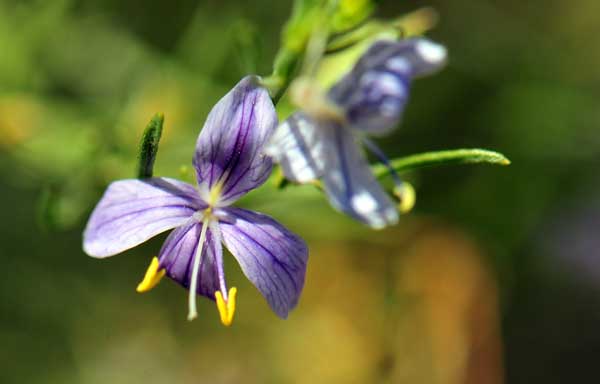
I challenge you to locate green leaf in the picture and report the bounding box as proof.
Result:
[266,0,326,102]
[137,113,164,179]
[374,148,511,178]
[325,7,439,54]
[330,0,374,33]
[281,0,324,53]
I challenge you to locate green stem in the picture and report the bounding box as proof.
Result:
[325,7,439,54]
[374,148,510,179]
[263,0,340,105]
[262,48,302,105]
[326,21,385,54]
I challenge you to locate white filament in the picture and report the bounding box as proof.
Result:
[187,218,210,321]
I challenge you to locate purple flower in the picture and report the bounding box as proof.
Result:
[83,76,308,325]
[266,38,447,229]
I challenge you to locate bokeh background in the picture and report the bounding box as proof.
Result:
[1,0,599,383]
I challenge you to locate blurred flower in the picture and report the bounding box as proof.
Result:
[266,38,447,229]
[542,203,600,285]
[83,76,308,325]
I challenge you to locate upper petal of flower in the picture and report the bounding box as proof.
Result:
[351,38,447,78]
[321,125,398,229]
[83,178,205,258]
[219,207,308,319]
[158,220,222,299]
[265,111,328,183]
[193,76,278,206]
[329,38,447,135]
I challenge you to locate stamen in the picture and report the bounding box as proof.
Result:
[215,287,237,326]
[394,182,416,214]
[136,256,165,293]
[187,217,210,321]
[211,223,229,300]
[362,137,403,188]
[362,137,416,213]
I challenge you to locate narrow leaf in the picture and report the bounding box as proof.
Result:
[374,148,510,178]
[137,113,164,179]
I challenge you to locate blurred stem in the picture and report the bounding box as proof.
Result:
[137,113,164,179]
[262,48,302,104]
[374,148,511,178]
[326,7,439,54]
[326,20,384,54]
[263,0,338,104]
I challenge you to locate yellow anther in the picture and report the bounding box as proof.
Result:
[136,257,165,293]
[394,182,416,214]
[215,287,237,326]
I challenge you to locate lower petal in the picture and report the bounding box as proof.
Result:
[219,207,308,318]
[158,221,222,299]
[321,126,398,229]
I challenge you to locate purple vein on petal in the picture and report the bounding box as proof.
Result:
[224,232,287,311]
[233,225,299,293]
[218,92,259,198]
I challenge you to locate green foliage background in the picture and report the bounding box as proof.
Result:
[1,0,599,383]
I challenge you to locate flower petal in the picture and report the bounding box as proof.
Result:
[193,76,278,205]
[83,178,204,258]
[329,38,447,135]
[219,207,308,318]
[321,126,398,229]
[158,221,222,299]
[265,111,328,183]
